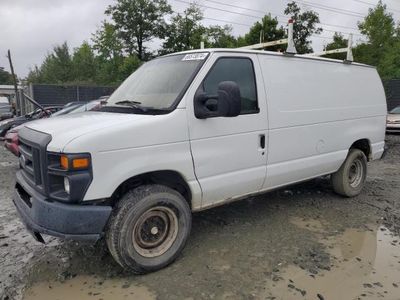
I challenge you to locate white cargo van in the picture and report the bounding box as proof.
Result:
[13,49,386,273]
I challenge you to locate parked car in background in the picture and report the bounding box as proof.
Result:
[0,96,13,120]
[0,106,62,138]
[51,102,87,117]
[3,100,104,156]
[51,100,102,117]
[4,126,19,156]
[386,106,400,133]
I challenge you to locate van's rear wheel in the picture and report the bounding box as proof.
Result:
[106,185,191,274]
[331,149,367,197]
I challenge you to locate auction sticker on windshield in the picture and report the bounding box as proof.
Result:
[182,53,208,61]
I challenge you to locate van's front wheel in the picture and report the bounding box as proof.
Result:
[106,185,191,274]
[331,149,367,197]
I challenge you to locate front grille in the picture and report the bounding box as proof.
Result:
[18,127,52,196]
[19,139,42,186]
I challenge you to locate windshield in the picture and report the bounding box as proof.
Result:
[106,53,208,111]
[390,106,400,114]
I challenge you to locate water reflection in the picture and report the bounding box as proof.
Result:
[265,221,400,299]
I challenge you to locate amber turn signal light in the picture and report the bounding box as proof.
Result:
[60,155,69,170]
[72,158,90,169]
[60,155,90,170]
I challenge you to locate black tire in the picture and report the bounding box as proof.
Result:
[105,184,192,274]
[331,149,367,197]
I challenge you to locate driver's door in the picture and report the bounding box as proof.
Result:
[186,53,268,208]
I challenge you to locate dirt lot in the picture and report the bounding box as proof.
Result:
[1,135,400,300]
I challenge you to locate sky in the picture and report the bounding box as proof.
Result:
[1,0,400,78]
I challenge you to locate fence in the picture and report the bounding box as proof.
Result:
[30,84,115,106]
[383,80,400,111]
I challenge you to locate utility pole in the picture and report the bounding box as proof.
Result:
[7,49,20,116]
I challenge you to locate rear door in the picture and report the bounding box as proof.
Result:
[186,53,268,208]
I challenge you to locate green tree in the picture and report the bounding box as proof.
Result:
[379,40,400,79]
[239,14,286,51]
[323,32,348,60]
[26,66,42,83]
[92,21,125,84]
[161,4,205,54]
[0,67,15,85]
[39,42,73,83]
[284,1,322,54]
[357,1,395,67]
[206,25,237,48]
[92,21,124,62]
[71,41,97,83]
[92,21,142,84]
[106,0,172,60]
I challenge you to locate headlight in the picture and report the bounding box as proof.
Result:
[64,177,70,194]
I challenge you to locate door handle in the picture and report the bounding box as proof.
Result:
[259,134,265,149]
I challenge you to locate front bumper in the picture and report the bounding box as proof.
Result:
[13,170,112,242]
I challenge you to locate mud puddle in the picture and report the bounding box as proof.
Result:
[265,219,400,300]
[23,275,156,300]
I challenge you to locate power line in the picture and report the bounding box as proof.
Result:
[352,0,400,14]
[203,0,275,15]
[291,0,365,18]
[203,16,253,27]
[174,0,263,20]
[202,0,362,31]
[174,0,363,38]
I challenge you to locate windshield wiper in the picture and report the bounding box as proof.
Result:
[113,100,148,112]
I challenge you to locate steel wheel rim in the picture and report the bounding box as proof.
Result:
[348,158,363,188]
[132,206,179,258]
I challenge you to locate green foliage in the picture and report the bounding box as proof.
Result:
[161,5,237,54]
[106,0,172,60]
[29,42,73,84]
[92,21,124,62]
[351,0,400,79]
[378,40,400,79]
[239,14,286,51]
[358,1,395,50]
[92,21,128,85]
[0,67,15,85]
[71,42,97,84]
[161,4,205,54]
[323,32,348,60]
[205,25,236,48]
[284,1,322,54]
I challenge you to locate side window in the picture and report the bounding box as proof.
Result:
[202,57,259,114]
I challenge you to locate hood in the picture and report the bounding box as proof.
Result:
[25,111,150,152]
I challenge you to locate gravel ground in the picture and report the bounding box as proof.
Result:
[0,135,400,300]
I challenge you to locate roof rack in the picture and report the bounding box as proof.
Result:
[304,33,353,62]
[237,19,354,63]
[238,19,297,54]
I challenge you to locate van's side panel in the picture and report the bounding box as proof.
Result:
[258,55,387,190]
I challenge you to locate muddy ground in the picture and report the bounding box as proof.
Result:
[1,135,400,300]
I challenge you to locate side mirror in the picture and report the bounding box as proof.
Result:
[194,81,241,119]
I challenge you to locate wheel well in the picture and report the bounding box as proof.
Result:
[110,170,192,208]
[350,139,371,161]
